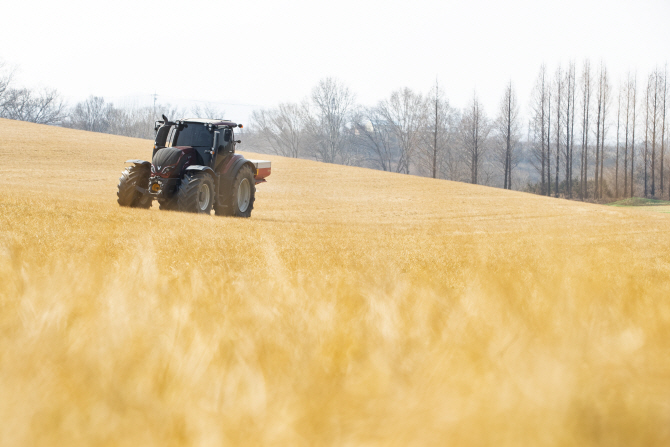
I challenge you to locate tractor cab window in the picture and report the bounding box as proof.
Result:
[166,126,177,147]
[173,123,214,147]
[223,128,233,142]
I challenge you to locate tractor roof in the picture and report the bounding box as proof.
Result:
[181,118,241,128]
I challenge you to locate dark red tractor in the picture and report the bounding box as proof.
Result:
[117,116,270,217]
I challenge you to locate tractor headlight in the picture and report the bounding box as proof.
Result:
[161,166,174,175]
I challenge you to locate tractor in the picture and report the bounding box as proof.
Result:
[117,116,270,217]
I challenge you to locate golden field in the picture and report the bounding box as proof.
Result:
[1,117,669,446]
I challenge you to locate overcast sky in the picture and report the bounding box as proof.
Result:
[2,0,668,122]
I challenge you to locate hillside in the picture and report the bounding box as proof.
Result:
[1,118,669,446]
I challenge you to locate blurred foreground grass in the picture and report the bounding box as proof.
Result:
[1,119,670,445]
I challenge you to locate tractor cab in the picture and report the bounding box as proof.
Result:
[153,118,240,170]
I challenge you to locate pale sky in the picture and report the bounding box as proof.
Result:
[2,0,668,123]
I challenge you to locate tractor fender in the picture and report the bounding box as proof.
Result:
[218,157,256,197]
[125,159,151,167]
[185,165,215,177]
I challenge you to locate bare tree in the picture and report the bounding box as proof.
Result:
[190,103,226,120]
[662,66,668,198]
[1,88,66,125]
[615,82,622,197]
[570,64,578,197]
[593,64,610,199]
[251,102,306,158]
[644,74,651,197]
[67,96,112,132]
[631,73,638,198]
[376,87,427,174]
[0,61,14,111]
[547,89,552,195]
[651,70,659,197]
[580,61,592,199]
[529,65,550,194]
[645,67,665,198]
[460,92,491,184]
[496,81,521,189]
[594,69,602,198]
[623,74,632,197]
[564,62,576,198]
[416,81,456,179]
[599,67,610,198]
[352,107,400,172]
[306,78,355,164]
[442,108,464,182]
[107,106,156,139]
[554,66,564,197]
[429,82,441,179]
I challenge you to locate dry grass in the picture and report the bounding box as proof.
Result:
[1,117,670,446]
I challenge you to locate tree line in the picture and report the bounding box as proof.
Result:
[0,61,223,139]
[250,78,519,188]
[252,62,669,201]
[2,60,668,201]
[0,62,66,126]
[527,62,668,200]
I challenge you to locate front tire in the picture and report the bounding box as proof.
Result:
[216,165,256,218]
[117,165,151,208]
[177,172,214,214]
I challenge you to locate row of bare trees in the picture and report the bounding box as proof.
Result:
[252,63,669,200]
[641,68,667,198]
[0,62,66,125]
[0,62,225,138]
[3,59,668,200]
[251,77,528,189]
[529,61,669,200]
[63,95,228,139]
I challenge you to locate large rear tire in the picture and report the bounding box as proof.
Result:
[215,165,255,218]
[117,165,151,208]
[177,172,214,214]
